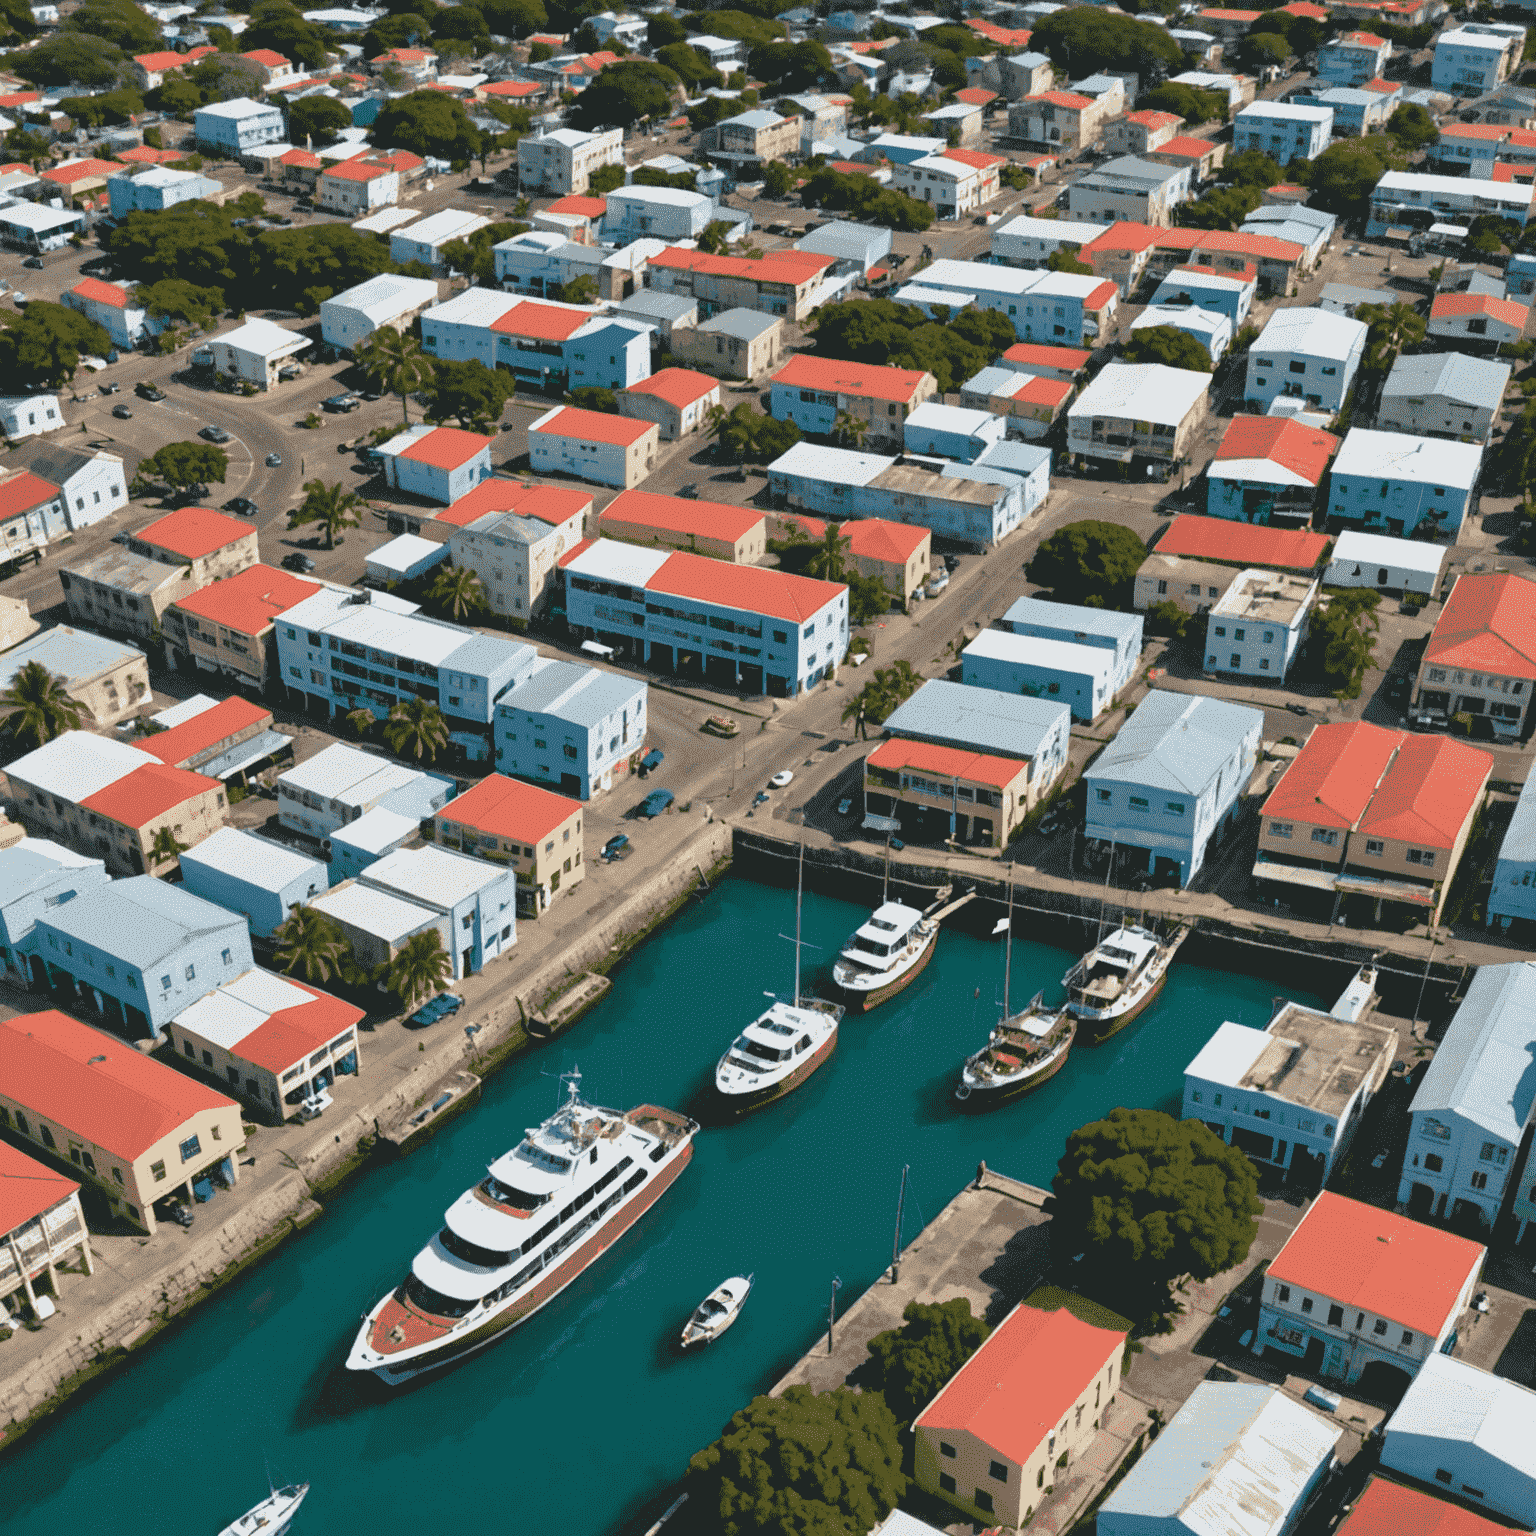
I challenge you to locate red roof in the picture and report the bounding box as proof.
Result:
[1151,135,1224,161]
[482,80,543,97]
[1358,734,1492,849]
[1267,1193,1484,1336]
[1213,415,1338,486]
[397,426,492,471]
[228,979,364,1075]
[533,406,655,448]
[0,471,61,518]
[943,146,1005,171]
[1338,28,1388,44]
[0,1138,79,1238]
[954,87,997,105]
[133,49,189,71]
[1431,291,1530,329]
[1279,2,1330,17]
[439,773,580,846]
[1426,572,1536,676]
[136,506,252,561]
[557,535,595,569]
[1264,721,1403,830]
[169,563,321,637]
[241,48,290,67]
[966,18,1032,45]
[379,46,434,61]
[41,157,118,186]
[868,736,1026,790]
[1082,223,1161,256]
[1013,374,1073,409]
[1125,110,1183,130]
[368,149,424,174]
[1027,90,1093,110]
[842,517,927,564]
[71,276,128,309]
[1340,1480,1512,1536]
[81,761,221,828]
[490,299,593,342]
[1362,76,1399,93]
[623,367,719,410]
[647,549,843,624]
[0,91,40,106]
[601,488,762,544]
[280,147,322,169]
[914,1298,1126,1463]
[0,1011,235,1164]
[1199,6,1262,17]
[772,353,931,404]
[1152,514,1329,573]
[143,697,272,772]
[116,145,183,164]
[437,479,591,529]
[648,246,833,286]
[1003,341,1091,371]
[323,158,391,182]
[546,194,607,217]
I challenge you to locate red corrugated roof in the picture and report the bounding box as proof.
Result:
[1125,110,1182,130]
[1152,514,1329,572]
[954,87,997,105]
[483,80,543,97]
[397,426,492,471]
[1264,721,1403,830]
[1338,28,1388,44]
[0,1138,79,1238]
[116,145,182,164]
[71,276,128,309]
[914,1299,1126,1463]
[1213,415,1338,485]
[41,158,117,185]
[0,1010,235,1164]
[1362,76,1399,92]
[169,563,320,637]
[368,149,423,173]
[136,506,251,561]
[241,48,289,67]
[1153,135,1225,160]
[439,773,580,847]
[280,147,322,168]
[648,246,833,285]
[1431,291,1530,329]
[647,548,843,624]
[601,488,761,544]
[843,517,927,564]
[547,194,606,216]
[1340,1480,1510,1536]
[81,761,220,827]
[533,406,655,448]
[772,353,931,404]
[323,158,391,182]
[966,18,1032,44]
[868,736,1026,789]
[143,697,272,771]
[490,299,592,342]
[1280,2,1330,18]
[1082,223,1160,255]
[1027,90,1093,110]
[1427,572,1536,676]
[1358,733,1491,849]
[232,982,363,1075]
[134,49,188,71]
[438,479,590,529]
[0,471,60,518]
[1267,1193,1484,1336]
[1199,6,1263,17]
[1014,374,1073,408]
[1003,342,1091,370]
[943,146,1005,170]
[624,367,719,410]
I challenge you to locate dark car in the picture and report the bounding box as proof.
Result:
[21,255,42,269]
[98,381,120,395]
[323,393,360,412]
[200,424,231,444]
[282,552,316,573]
[265,452,282,467]
[135,382,166,401]
[639,788,674,818]
[406,993,463,1028]
[603,833,630,861]
[638,747,664,778]
[111,403,132,419]
[223,495,259,516]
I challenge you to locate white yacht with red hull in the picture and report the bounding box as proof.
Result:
[345,1071,697,1385]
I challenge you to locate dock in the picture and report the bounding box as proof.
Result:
[527,972,612,1042]
[377,1070,482,1155]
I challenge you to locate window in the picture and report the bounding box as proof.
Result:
[1096,788,1111,803]
[179,1134,202,1163]
[1214,625,1226,637]
[185,964,195,981]
[974,1491,994,1514]
[1470,1171,1488,1190]
[1311,829,1338,846]
[940,1443,956,1459]
[1129,796,1149,811]
[1365,839,1384,856]
[1270,822,1293,838]
[1435,1470,1453,1485]
[151,1159,166,1182]
[1165,801,1185,816]
[1463,1487,1486,1501]
[989,1461,1008,1482]
[1479,1141,1497,1162]
[1424,1153,1443,1172]
[1301,1297,1313,1313]
[1401,1330,1414,1346]
[1373,1318,1388,1336]
[1277,1284,1291,1302]
[939,1474,956,1494]
[160,974,172,990]
[221,948,231,965]
[1328,1304,1343,1326]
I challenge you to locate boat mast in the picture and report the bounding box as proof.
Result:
[794,837,804,1009]
[882,828,891,904]
[1003,868,1014,1020]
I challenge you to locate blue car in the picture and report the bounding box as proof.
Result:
[639,788,674,818]
[638,748,664,777]
[406,993,463,1027]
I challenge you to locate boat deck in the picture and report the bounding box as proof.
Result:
[370,1292,457,1356]
[626,1104,697,1148]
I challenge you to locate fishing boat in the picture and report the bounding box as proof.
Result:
[217,1482,308,1536]
[345,1069,697,1385]
[680,1274,753,1348]
[715,843,844,1114]
[1062,923,1189,1039]
[955,878,1075,1105]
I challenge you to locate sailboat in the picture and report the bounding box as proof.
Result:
[714,842,844,1114]
[217,1479,308,1536]
[955,873,1075,1106]
[1062,922,1190,1040]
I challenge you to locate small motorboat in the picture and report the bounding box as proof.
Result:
[218,1481,308,1536]
[681,1274,753,1349]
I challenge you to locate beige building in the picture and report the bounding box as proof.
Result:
[844,517,931,609]
[0,1140,94,1317]
[0,1008,243,1236]
[1414,572,1536,733]
[517,125,624,196]
[864,735,1038,845]
[1134,553,1237,615]
[770,354,939,450]
[599,489,767,563]
[1067,362,1210,466]
[0,626,151,727]
[434,773,584,916]
[700,109,801,167]
[670,309,784,380]
[528,406,659,490]
[0,592,36,650]
[617,368,721,440]
[1009,88,1122,153]
[646,247,834,324]
[162,563,322,690]
[445,490,588,624]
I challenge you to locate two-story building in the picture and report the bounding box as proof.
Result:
[769,355,938,450]
[1233,101,1334,164]
[644,246,834,323]
[178,827,328,941]
[0,836,109,986]
[1428,291,1530,350]
[1414,573,1536,735]
[0,1139,94,1318]
[1065,156,1189,227]
[276,743,454,850]
[1378,352,1511,442]
[600,489,764,564]
[161,563,321,692]
[1366,170,1536,239]
[442,483,589,626]
[1206,415,1338,526]
[1488,772,1536,932]
[895,259,1119,349]
[0,627,149,729]
[699,109,801,170]
[316,157,398,216]
[433,774,583,916]
[377,424,494,505]
[1104,109,1185,156]
[1204,569,1318,681]
[1328,427,1483,539]
[1246,306,1366,415]
[194,96,283,155]
[1008,88,1120,152]
[1319,30,1392,85]
[516,126,624,196]
[890,148,1004,220]
[1066,362,1210,469]
[1434,27,1522,97]
[528,405,658,490]
[994,597,1143,699]
[61,275,151,349]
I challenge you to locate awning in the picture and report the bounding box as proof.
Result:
[863,813,901,832]
[200,730,293,780]
[1251,859,1434,906]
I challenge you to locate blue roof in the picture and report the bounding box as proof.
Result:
[1383,350,1511,411]
[0,625,143,692]
[1408,961,1536,1143]
[0,838,103,909]
[974,439,1051,476]
[882,678,1068,759]
[1001,595,1142,646]
[1091,688,1261,795]
[504,659,643,728]
[37,875,244,966]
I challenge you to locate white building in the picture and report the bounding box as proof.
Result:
[1378,351,1511,443]
[376,424,493,505]
[894,258,1117,348]
[527,406,657,490]
[990,213,1109,268]
[1246,306,1367,414]
[1434,27,1522,96]
[961,629,1116,722]
[1204,569,1318,681]
[517,126,625,196]
[1367,170,1536,239]
[276,744,456,843]
[995,595,1143,697]
[889,152,997,219]
[10,442,126,537]
[1066,363,1210,467]
[1326,427,1483,538]
[390,209,491,274]
[1232,101,1333,164]
[603,185,711,243]
[208,317,310,392]
[62,277,150,350]
[445,483,588,624]
[107,166,222,216]
[316,158,399,216]
[194,97,284,154]
[319,273,439,352]
[1324,530,1446,596]
[0,394,62,440]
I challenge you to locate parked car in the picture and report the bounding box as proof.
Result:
[638,748,664,777]
[200,424,231,443]
[925,570,949,597]
[98,381,119,395]
[639,788,674,818]
[769,770,794,788]
[265,452,282,466]
[406,993,463,1028]
[111,404,132,419]
[223,496,258,517]
[323,393,360,412]
[603,833,630,861]
[282,552,316,573]
[135,382,166,401]
[837,796,853,815]
[21,255,42,270]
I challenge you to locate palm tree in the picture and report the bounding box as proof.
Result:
[358,327,434,426]
[807,521,852,583]
[384,929,452,1010]
[833,410,868,451]
[288,478,364,549]
[347,707,376,740]
[274,907,353,985]
[841,661,921,740]
[384,696,449,763]
[428,564,489,621]
[1359,301,1426,374]
[0,661,86,749]
[148,826,189,868]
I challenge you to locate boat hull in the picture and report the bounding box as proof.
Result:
[359,1140,693,1385]
[836,930,936,1012]
[715,1028,836,1115]
[956,1040,1073,1106]
[1073,967,1169,1042]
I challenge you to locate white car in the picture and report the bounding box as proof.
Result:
[769,770,794,788]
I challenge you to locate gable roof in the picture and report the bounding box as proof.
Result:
[531,405,655,448]
[648,246,833,286]
[867,735,1027,790]
[1212,415,1339,488]
[168,563,321,637]
[773,353,933,404]
[142,696,271,772]
[1340,1478,1516,1536]
[489,298,593,342]
[623,367,719,410]
[1152,514,1330,573]
[135,505,251,561]
[1263,721,1403,830]
[1091,688,1261,795]
[0,1138,79,1237]
[80,761,221,827]
[394,425,491,471]
[646,547,844,624]
[70,276,129,309]
[601,488,762,543]
[1356,733,1490,848]
[1425,572,1536,676]
[842,517,927,563]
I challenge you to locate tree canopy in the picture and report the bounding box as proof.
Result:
[1223,149,1283,189]
[1236,29,1289,70]
[865,1300,990,1425]
[288,93,353,145]
[1031,7,1181,81]
[1052,1108,1263,1320]
[422,358,513,431]
[686,1386,906,1536]
[241,0,332,67]
[1122,324,1212,372]
[656,40,721,87]
[138,278,224,328]
[1303,589,1379,698]
[11,32,128,86]
[748,37,832,91]
[0,301,111,387]
[1026,520,1147,608]
[686,6,782,45]
[371,90,484,162]
[474,0,547,36]
[812,298,1016,395]
[62,0,160,52]
[254,223,402,312]
[140,440,229,489]
[59,86,143,126]
[568,59,678,128]
[798,167,933,232]
[1140,80,1225,125]
[1297,136,1394,216]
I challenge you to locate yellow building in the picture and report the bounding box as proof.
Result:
[599,489,767,564]
[434,772,584,916]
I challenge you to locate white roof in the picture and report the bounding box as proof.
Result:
[905,154,971,181]
[1374,170,1535,210]
[215,316,311,361]
[325,272,438,324]
[152,693,219,727]
[964,628,1115,680]
[1028,270,1110,301]
[1237,100,1333,123]
[895,282,976,309]
[906,401,999,436]
[1438,25,1511,49]
[608,184,709,210]
[919,256,1037,298]
[180,826,326,892]
[0,203,83,233]
[1386,1353,1536,1482]
[1155,267,1252,293]
[352,205,421,234]
[562,539,673,588]
[1253,305,1366,363]
[310,882,440,944]
[196,96,278,120]
[174,968,319,1052]
[1186,1019,1271,1087]
[868,133,945,154]
[5,730,152,802]
[362,843,505,908]
[1331,427,1482,491]
[1328,529,1447,578]
[330,804,418,854]
[279,743,426,805]
[1134,304,1228,340]
[394,208,491,249]
[995,213,1109,244]
[768,440,894,486]
[365,532,444,575]
[422,286,520,328]
[1068,362,1210,427]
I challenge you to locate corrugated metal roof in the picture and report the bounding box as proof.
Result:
[180,826,326,894]
[0,625,144,692]
[768,441,894,485]
[311,881,440,943]
[1332,427,1482,490]
[0,837,103,907]
[6,730,153,803]
[1385,1353,1536,1480]
[698,307,781,340]
[39,874,244,967]
[1382,350,1512,411]
[1090,688,1261,795]
[1000,595,1142,644]
[883,677,1068,759]
[361,843,507,910]
[964,628,1115,679]
[501,656,642,727]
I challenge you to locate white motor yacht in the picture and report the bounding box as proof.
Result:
[218,1482,308,1536]
[832,900,939,1011]
[1063,924,1189,1038]
[681,1274,753,1348]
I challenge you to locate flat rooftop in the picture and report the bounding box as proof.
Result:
[1211,568,1314,624]
[1245,1003,1398,1118]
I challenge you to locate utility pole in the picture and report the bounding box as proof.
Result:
[891,1164,909,1284]
[827,1274,842,1355]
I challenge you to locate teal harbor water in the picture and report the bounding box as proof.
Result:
[0,878,1324,1536]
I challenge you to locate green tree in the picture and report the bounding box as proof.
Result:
[1237,30,1289,70]
[832,409,868,451]
[0,661,86,749]
[1123,323,1212,371]
[648,9,687,47]
[138,278,224,329]
[288,94,352,145]
[385,695,450,762]
[1387,100,1438,151]
[383,929,453,1008]
[433,4,489,44]
[105,200,245,299]
[439,218,530,285]
[187,53,265,102]
[421,358,512,431]
[148,825,190,869]
[254,224,400,313]
[0,301,111,387]
[1140,81,1225,125]
[806,520,851,581]
[1300,137,1392,217]
[568,59,678,130]
[687,7,783,45]
[371,89,483,161]
[11,32,128,85]
[799,166,935,232]
[1223,149,1283,189]
[1047,245,1093,274]
[656,40,721,87]
[1144,599,1191,640]
[1027,521,1147,609]
[1031,7,1182,80]
[150,74,203,116]
[0,0,35,43]
[527,39,553,61]
[428,563,489,620]
[847,571,892,625]
[588,161,625,195]
[241,0,331,67]
[363,10,428,55]
[1304,589,1379,699]
[762,160,794,199]
[696,219,733,256]
[1180,184,1261,230]
[746,37,831,91]
[358,326,434,425]
[686,1386,906,1536]
[62,0,159,52]
[274,907,355,986]
[59,86,143,126]
[1357,299,1426,375]
[140,441,229,490]
[290,478,364,549]
[865,1299,990,1425]
[811,299,1014,393]
[841,659,921,738]
[1052,1108,1263,1322]
[557,273,597,304]
[568,385,615,410]
[4,126,52,166]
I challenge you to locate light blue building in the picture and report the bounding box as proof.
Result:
[329,807,422,883]
[107,166,222,217]
[602,185,712,243]
[1084,688,1263,887]
[494,658,648,800]
[564,315,653,392]
[1487,774,1536,930]
[1326,427,1483,538]
[30,876,254,1039]
[1231,101,1333,165]
[375,422,494,506]
[1150,266,1255,327]
[0,837,109,985]
[961,628,1116,721]
[1246,306,1367,415]
[1508,252,1536,299]
[995,596,1143,697]
[903,402,1007,463]
[193,97,284,155]
[178,827,328,941]
[1291,86,1392,137]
